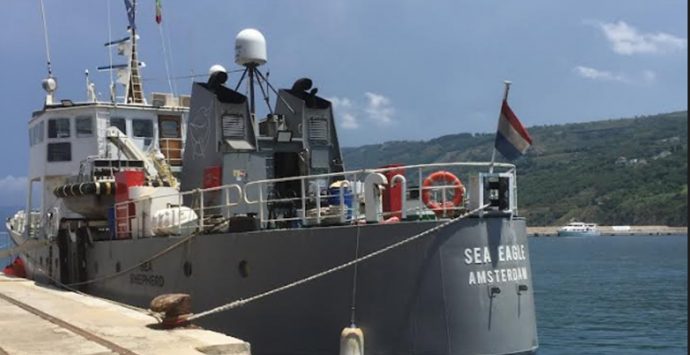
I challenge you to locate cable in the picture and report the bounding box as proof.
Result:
[157,23,174,95]
[38,0,53,76]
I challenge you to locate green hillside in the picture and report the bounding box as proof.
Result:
[342,111,688,226]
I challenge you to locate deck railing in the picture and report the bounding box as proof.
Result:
[113,161,516,238]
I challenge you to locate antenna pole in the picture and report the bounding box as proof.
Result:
[125,0,145,103]
[38,0,53,76]
[248,65,256,116]
[255,69,295,114]
[253,70,273,114]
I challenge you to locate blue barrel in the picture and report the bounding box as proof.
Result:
[327,186,353,220]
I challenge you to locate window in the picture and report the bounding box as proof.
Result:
[47,142,71,162]
[38,121,44,143]
[48,118,70,139]
[110,117,127,134]
[132,119,153,137]
[75,116,93,137]
[160,119,180,138]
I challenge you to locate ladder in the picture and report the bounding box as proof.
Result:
[126,33,145,104]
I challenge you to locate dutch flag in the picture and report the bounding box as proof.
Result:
[494,100,532,160]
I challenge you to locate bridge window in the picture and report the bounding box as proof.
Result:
[48,118,70,139]
[29,124,42,146]
[47,142,71,162]
[38,121,44,143]
[76,116,93,137]
[132,119,153,138]
[110,117,127,135]
[160,119,180,138]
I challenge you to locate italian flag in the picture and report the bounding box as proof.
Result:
[155,0,162,24]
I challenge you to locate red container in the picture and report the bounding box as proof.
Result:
[115,171,145,202]
[381,164,405,218]
[114,171,145,239]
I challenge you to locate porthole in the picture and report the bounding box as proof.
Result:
[183,261,192,277]
[238,260,249,278]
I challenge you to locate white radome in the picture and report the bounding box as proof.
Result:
[235,28,267,66]
[208,64,227,75]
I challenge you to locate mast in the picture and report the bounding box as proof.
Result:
[125,0,145,104]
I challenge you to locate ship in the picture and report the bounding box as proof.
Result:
[557,221,601,237]
[3,2,538,354]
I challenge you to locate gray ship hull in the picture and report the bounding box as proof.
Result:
[56,214,539,355]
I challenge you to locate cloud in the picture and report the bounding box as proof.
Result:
[0,175,26,207]
[328,96,359,129]
[364,92,395,126]
[598,21,687,55]
[641,70,657,83]
[340,113,359,129]
[328,92,396,129]
[574,66,628,82]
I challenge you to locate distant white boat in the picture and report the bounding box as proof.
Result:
[557,221,600,237]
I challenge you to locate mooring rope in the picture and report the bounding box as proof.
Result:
[187,204,488,321]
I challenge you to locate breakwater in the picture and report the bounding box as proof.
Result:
[528,225,687,237]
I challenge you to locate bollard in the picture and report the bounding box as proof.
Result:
[150,293,192,328]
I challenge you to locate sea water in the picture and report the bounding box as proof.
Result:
[530,235,688,355]
[1,230,686,354]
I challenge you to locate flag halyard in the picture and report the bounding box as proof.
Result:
[155,0,162,24]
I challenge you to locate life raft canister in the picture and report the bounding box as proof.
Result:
[421,170,464,216]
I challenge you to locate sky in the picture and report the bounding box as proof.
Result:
[0,0,687,206]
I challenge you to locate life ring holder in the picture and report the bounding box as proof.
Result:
[421,171,464,217]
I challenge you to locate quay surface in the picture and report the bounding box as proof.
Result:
[0,274,250,355]
[528,225,688,237]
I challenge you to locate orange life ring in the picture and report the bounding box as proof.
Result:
[422,171,464,216]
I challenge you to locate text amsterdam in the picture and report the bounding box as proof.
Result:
[464,244,529,286]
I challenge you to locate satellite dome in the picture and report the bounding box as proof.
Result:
[235,28,267,66]
[208,64,227,75]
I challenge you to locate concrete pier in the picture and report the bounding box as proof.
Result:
[0,274,250,355]
[528,225,687,237]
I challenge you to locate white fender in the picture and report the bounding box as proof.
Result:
[364,173,388,223]
[390,174,407,220]
[340,327,364,355]
[45,206,61,240]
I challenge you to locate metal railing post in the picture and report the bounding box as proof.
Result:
[339,185,346,224]
[315,181,321,225]
[258,184,264,225]
[224,187,231,219]
[198,188,205,233]
[301,179,307,226]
